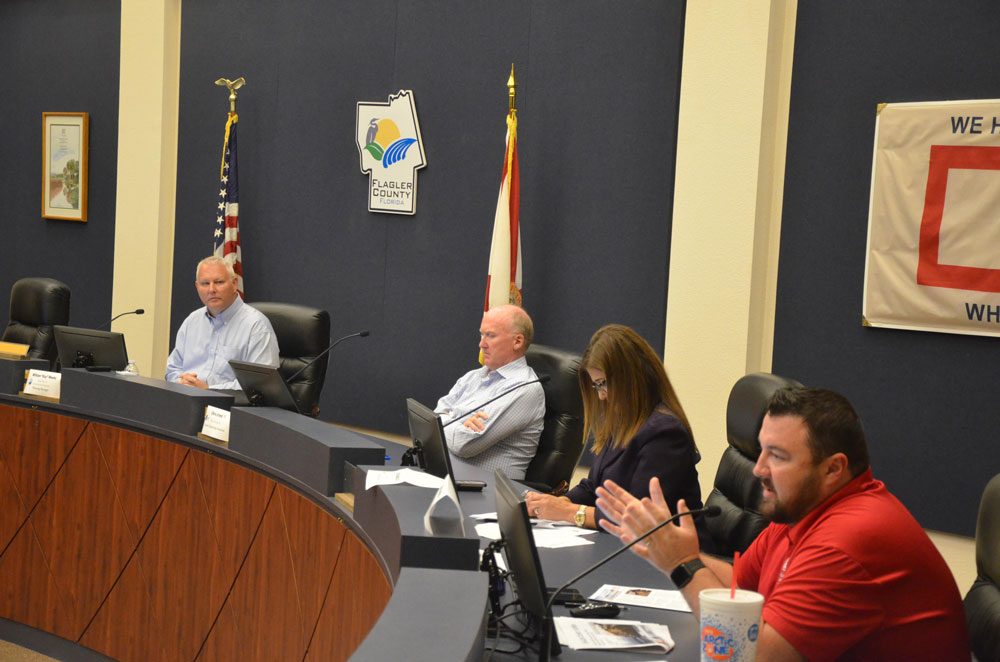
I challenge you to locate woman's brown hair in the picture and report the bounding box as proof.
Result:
[578,324,695,454]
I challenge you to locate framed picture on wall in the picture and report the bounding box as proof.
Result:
[42,112,89,222]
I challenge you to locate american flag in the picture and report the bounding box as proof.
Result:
[214,113,243,296]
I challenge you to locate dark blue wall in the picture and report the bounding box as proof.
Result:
[775,0,1000,536]
[0,1,120,328]
[175,0,686,434]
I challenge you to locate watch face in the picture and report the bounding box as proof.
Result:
[671,559,705,588]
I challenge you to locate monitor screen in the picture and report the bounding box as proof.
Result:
[494,469,562,658]
[53,325,129,371]
[229,360,300,414]
[405,398,456,483]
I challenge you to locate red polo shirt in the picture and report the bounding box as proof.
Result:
[736,469,968,661]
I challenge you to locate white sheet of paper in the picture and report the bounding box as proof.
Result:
[474,522,595,548]
[589,584,692,613]
[553,617,675,653]
[475,522,501,539]
[531,529,595,548]
[364,467,445,491]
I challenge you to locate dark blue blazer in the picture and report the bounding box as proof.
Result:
[568,409,714,551]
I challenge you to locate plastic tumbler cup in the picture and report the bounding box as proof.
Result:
[699,588,764,662]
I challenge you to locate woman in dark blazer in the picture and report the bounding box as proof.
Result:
[525,324,712,550]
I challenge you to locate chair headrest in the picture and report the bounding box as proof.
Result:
[9,277,71,326]
[525,343,582,414]
[976,472,1000,583]
[726,372,803,459]
[248,302,330,357]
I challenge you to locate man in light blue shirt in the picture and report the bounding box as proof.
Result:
[435,305,545,479]
[165,256,279,390]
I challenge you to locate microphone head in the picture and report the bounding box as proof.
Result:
[359,330,370,337]
[135,308,145,315]
[703,505,722,518]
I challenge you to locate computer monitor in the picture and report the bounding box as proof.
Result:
[53,325,129,371]
[229,360,301,414]
[406,398,457,482]
[494,469,562,660]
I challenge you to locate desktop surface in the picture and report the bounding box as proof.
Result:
[446,457,701,660]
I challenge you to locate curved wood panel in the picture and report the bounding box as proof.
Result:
[0,406,87,512]
[306,531,392,661]
[277,485,348,648]
[90,422,187,542]
[29,426,139,638]
[0,453,28,554]
[0,403,392,661]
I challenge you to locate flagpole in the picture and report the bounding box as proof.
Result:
[214,76,246,115]
[213,77,247,296]
[508,63,516,117]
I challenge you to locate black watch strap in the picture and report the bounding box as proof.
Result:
[669,558,706,589]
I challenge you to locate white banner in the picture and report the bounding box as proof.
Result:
[863,99,1000,336]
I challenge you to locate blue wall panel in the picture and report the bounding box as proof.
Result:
[175,0,685,434]
[775,0,1000,535]
[0,1,120,328]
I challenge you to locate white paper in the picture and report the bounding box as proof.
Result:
[531,529,596,548]
[474,522,595,549]
[533,520,598,534]
[364,467,445,491]
[590,584,692,613]
[553,617,674,653]
[475,522,502,539]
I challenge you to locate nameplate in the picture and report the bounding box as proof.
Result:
[0,341,30,360]
[22,369,61,400]
[424,478,465,536]
[199,405,231,443]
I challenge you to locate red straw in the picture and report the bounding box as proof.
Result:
[731,551,740,599]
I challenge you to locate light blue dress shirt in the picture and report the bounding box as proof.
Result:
[165,296,279,390]
[434,356,545,480]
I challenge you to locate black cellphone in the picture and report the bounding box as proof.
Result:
[546,587,585,605]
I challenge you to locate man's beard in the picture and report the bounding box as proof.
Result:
[759,474,821,525]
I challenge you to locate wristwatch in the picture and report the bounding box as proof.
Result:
[574,505,587,527]
[670,558,706,589]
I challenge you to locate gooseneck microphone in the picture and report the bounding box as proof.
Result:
[441,375,551,428]
[544,504,722,613]
[100,308,145,329]
[286,330,370,383]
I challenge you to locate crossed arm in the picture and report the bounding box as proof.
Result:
[440,384,542,458]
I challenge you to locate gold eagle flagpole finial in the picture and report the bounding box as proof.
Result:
[507,64,516,116]
[214,77,246,114]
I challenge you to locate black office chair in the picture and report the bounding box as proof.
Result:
[2,277,71,368]
[704,372,803,558]
[965,472,1000,662]
[250,302,331,418]
[523,343,585,491]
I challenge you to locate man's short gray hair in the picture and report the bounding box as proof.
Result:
[196,256,236,281]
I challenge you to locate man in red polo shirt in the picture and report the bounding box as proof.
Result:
[596,387,969,661]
